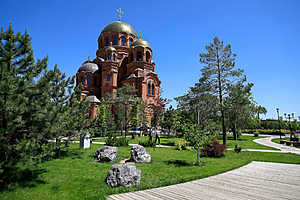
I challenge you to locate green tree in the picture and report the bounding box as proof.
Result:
[199,37,243,145]
[138,99,148,136]
[184,123,217,166]
[160,105,176,137]
[0,24,91,184]
[225,79,254,140]
[0,24,51,180]
[255,105,267,120]
[175,78,218,135]
[44,65,78,157]
[91,98,110,137]
[150,88,169,128]
[63,86,91,147]
[113,83,138,138]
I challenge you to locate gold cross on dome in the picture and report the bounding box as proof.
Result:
[117,8,123,21]
[139,30,142,39]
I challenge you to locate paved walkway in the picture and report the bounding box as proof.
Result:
[108,161,300,200]
[253,136,300,155]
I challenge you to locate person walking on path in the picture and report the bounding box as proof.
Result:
[154,127,161,145]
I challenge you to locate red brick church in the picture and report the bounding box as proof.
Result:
[76,9,163,124]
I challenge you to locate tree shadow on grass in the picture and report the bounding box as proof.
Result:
[58,148,83,160]
[161,142,175,146]
[226,136,247,141]
[166,160,194,167]
[0,167,47,192]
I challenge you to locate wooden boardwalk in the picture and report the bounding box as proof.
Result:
[108,161,300,200]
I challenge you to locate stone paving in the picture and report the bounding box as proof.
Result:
[254,136,300,155]
[108,161,300,200]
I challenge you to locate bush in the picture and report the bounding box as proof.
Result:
[243,129,289,135]
[253,131,259,137]
[105,137,128,147]
[138,139,154,147]
[234,144,242,153]
[201,140,226,158]
[175,139,190,150]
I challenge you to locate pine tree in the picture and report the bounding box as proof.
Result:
[199,37,243,145]
[0,24,49,181]
[43,65,81,157]
[0,24,91,184]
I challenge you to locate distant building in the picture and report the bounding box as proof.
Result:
[76,11,163,124]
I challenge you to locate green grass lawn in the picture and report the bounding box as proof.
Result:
[93,135,278,150]
[1,143,299,200]
[223,135,278,150]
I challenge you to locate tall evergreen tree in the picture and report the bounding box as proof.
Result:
[199,37,243,145]
[0,24,50,180]
[91,98,111,137]
[0,24,91,183]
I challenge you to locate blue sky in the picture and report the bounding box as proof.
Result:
[1,0,299,120]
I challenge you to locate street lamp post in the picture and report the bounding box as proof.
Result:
[276,108,281,140]
[284,113,294,141]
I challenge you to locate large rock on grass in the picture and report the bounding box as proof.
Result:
[130,145,151,163]
[106,162,141,187]
[94,146,118,162]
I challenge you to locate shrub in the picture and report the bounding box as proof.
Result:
[175,139,189,150]
[234,144,242,153]
[138,139,154,147]
[105,137,128,147]
[201,140,226,158]
[253,131,259,137]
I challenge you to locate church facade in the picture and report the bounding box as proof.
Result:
[76,15,163,124]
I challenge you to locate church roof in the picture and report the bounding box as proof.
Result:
[78,62,98,73]
[131,39,151,49]
[101,21,137,37]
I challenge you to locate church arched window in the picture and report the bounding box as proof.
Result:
[87,75,91,86]
[151,83,155,96]
[81,76,84,85]
[105,37,109,46]
[113,36,117,45]
[108,54,111,60]
[121,36,126,46]
[129,38,133,46]
[107,75,111,82]
[147,83,151,96]
[137,51,142,61]
[113,54,116,61]
[146,51,151,63]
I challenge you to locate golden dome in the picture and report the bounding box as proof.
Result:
[131,39,151,49]
[101,21,137,37]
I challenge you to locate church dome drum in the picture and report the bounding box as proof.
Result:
[78,62,99,73]
[101,21,138,37]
